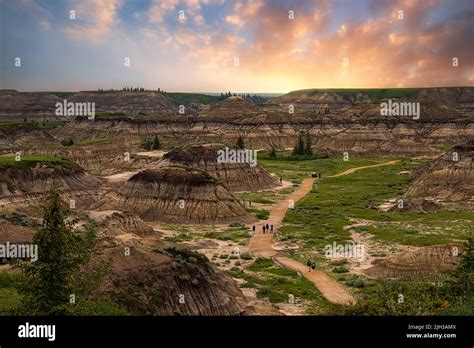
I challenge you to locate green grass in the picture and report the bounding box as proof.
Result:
[278,157,474,254]
[287,88,428,100]
[0,120,25,127]
[165,93,220,105]
[0,288,22,315]
[37,120,68,129]
[231,258,336,313]
[43,91,76,99]
[0,119,67,130]
[76,136,111,145]
[204,228,251,242]
[259,154,389,182]
[0,155,80,171]
[235,192,276,204]
[246,208,269,220]
[163,233,194,243]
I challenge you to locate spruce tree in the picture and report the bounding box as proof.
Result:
[18,182,95,315]
[293,134,305,156]
[269,148,277,159]
[304,133,313,157]
[152,135,161,150]
[236,136,245,149]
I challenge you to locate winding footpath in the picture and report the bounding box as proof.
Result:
[248,160,400,306]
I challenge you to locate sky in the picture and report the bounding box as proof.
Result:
[1,0,473,93]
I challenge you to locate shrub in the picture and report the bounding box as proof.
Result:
[240,252,252,260]
[61,139,74,146]
[332,266,349,273]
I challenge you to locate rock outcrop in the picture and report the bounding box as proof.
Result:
[0,157,103,215]
[365,244,462,278]
[69,91,178,115]
[93,246,249,315]
[95,166,252,224]
[405,140,474,210]
[0,158,102,197]
[161,144,280,192]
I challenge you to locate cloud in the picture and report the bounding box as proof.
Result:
[6,0,473,91]
[148,0,179,23]
[62,0,122,43]
[15,0,52,30]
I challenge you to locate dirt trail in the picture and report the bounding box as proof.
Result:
[248,160,399,305]
[249,178,314,258]
[328,160,399,178]
[274,257,355,305]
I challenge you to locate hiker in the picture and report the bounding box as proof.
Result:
[270,224,274,233]
[306,259,312,272]
[262,225,266,234]
[311,261,316,270]
[266,223,269,230]
[279,177,282,184]
[252,225,256,234]
[318,173,321,179]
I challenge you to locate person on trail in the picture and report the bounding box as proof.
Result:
[311,261,316,270]
[266,223,269,230]
[262,225,266,234]
[270,225,274,233]
[318,173,321,179]
[252,225,256,234]
[307,259,312,272]
[279,177,282,184]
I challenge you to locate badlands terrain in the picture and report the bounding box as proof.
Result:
[0,87,473,315]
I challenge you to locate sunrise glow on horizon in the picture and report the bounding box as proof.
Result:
[2,0,473,93]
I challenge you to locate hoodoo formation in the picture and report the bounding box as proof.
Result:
[92,246,249,316]
[0,157,103,214]
[161,144,280,192]
[96,166,252,224]
[364,244,463,278]
[202,96,260,119]
[405,140,474,210]
[0,156,102,197]
[68,91,179,115]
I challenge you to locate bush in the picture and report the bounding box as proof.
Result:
[332,266,349,273]
[330,259,349,266]
[61,139,74,146]
[345,276,365,288]
[240,252,252,260]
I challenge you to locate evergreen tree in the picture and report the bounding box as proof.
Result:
[292,134,305,156]
[444,237,474,301]
[152,135,161,150]
[236,136,245,149]
[269,147,277,159]
[304,133,313,157]
[17,182,95,315]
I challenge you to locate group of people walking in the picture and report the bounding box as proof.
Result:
[252,223,274,235]
[307,259,316,272]
[311,172,321,178]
